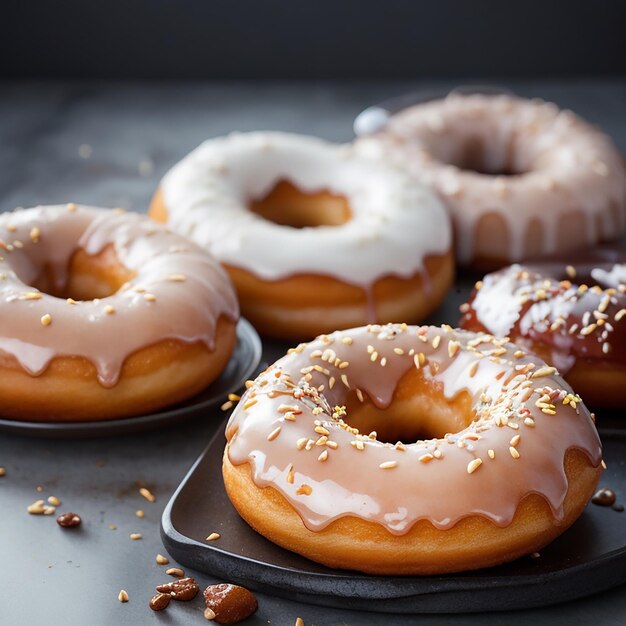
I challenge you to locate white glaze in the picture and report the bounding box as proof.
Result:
[159,132,451,285]
[356,94,626,264]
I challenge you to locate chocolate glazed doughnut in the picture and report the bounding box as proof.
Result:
[460,248,626,407]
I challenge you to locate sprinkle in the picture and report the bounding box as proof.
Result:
[580,323,597,336]
[267,426,282,441]
[448,340,461,358]
[601,460,607,469]
[487,449,495,459]
[40,313,52,327]
[341,336,353,345]
[468,361,479,378]
[467,458,482,474]
[66,298,77,305]
[370,351,378,362]
[419,454,434,463]
[356,389,364,403]
[104,305,115,315]
[243,398,257,410]
[206,532,220,541]
[143,293,157,302]
[509,447,520,459]
[67,203,77,212]
[379,461,398,470]
[524,417,535,427]
[380,356,387,367]
[510,435,521,447]
[296,437,308,450]
[29,227,40,243]
[351,440,365,451]
[432,335,441,349]
[341,374,349,388]
[220,400,233,411]
[318,450,329,462]
[615,309,626,322]
[139,487,156,502]
[296,484,312,496]
[566,265,576,278]
[394,347,405,355]
[167,274,186,282]
[314,426,330,436]
[129,533,142,540]
[531,366,557,379]
[287,466,295,483]
[22,292,42,300]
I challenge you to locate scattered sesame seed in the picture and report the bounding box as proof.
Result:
[509,447,520,459]
[40,313,52,327]
[318,450,329,462]
[267,426,282,442]
[487,449,495,459]
[156,554,169,565]
[118,590,129,603]
[466,458,482,474]
[143,293,157,302]
[104,305,115,315]
[129,533,143,540]
[206,532,220,541]
[139,487,156,502]
[379,461,398,470]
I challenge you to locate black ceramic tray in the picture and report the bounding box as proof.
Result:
[161,426,626,614]
[0,318,262,438]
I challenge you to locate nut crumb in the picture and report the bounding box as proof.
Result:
[118,590,129,603]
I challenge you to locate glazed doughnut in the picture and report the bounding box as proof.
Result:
[0,204,239,422]
[150,132,454,339]
[224,324,602,575]
[460,250,626,408]
[356,93,626,268]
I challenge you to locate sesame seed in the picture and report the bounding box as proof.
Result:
[296,484,312,496]
[66,298,77,305]
[67,203,77,212]
[510,435,521,447]
[130,533,142,540]
[487,449,495,459]
[356,389,364,402]
[167,274,186,282]
[314,426,330,436]
[29,227,40,243]
[40,313,52,327]
[467,458,482,474]
[341,374,349,387]
[394,347,405,355]
[566,265,576,278]
[118,590,129,603]
[267,426,282,442]
[296,437,308,450]
[318,450,329,462]
[432,335,441,349]
[448,340,460,358]
[379,461,398,470]
[143,293,157,302]
[509,447,520,459]
[220,400,233,411]
[615,308,626,322]
[22,292,42,300]
[139,487,156,502]
[524,417,535,427]
[531,366,557,379]
[104,305,115,315]
[341,336,353,345]
[206,532,220,541]
[419,454,434,463]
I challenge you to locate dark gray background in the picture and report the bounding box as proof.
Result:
[2,1,626,79]
[0,79,625,625]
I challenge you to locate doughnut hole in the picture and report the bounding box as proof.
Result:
[27,244,135,301]
[248,179,352,228]
[343,367,474,443]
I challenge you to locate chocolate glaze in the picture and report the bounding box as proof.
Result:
[0,205,239,387]
[226,324,602,534]
[460,251,626,374]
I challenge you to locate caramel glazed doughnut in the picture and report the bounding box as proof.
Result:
[460,255,626,408]
[150,132,454,339]
[356,93,626,268]
[0,204,239,422]
[224,324,602,575]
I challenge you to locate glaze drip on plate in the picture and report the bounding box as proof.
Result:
[226,324,602,534]
[0,205,239,386]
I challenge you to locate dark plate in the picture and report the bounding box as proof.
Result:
[161,427,626,614]
[0,318,262,439]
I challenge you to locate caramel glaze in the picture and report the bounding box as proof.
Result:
[226,324,602,534]
[460,250,626,374]
[0,205,239,387]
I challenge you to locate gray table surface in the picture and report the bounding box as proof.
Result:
[1,78,625,626]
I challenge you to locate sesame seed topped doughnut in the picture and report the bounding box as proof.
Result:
[0,204,239,421]
[356,93,626,267]
[460,250,626,407]
[150,132,453,338]
[223,323,602,574]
